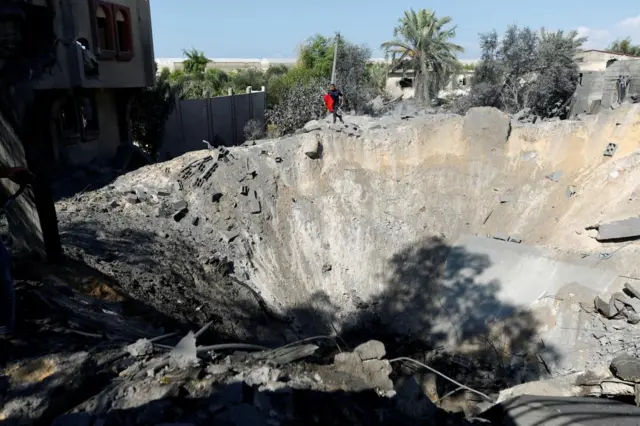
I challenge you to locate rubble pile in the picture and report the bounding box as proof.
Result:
[1,317,487,426]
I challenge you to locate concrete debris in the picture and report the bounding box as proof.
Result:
[596,217,640,241]
[169,331,199,368]
[625,282,640,299]
[354,340,386,361]
[545,170,563,182]
[508,235,522,244]
[126,338,154,357]
[611,353,640,383]
[303,120,322,132]
[604,142,618,157]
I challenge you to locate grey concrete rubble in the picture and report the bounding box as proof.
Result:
[596,217,640,241]
[2,337,486,425]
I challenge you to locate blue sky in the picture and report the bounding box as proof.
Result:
[150,0,640,59]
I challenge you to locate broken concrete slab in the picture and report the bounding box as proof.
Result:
[508,235,522,244]
[493,232,508,241]
[611,353,640,383]
[624,282,640,299]
[595,296,619,318]
[597,217,640,241]
[604,142,618,157]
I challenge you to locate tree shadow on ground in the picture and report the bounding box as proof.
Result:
[290,236,560,392]
[0,228,611,425]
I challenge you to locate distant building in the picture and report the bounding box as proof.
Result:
[155,57,297,73]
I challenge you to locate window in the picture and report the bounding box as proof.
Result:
[95,3,115,58]
[114,7,133,60]
[55,92,100,144]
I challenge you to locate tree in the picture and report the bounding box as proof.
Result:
[298,34,335,76]
[182,48,210,74]
[457,26,585,118]
[366,62,390,92]
[608,37,640,56]
[381,8,464,104]
[130,68,176,156]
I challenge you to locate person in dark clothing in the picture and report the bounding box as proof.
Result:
[0,166,33,338]
[328,84,344,123]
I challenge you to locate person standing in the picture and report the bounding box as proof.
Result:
[328,83,344,124]
[0,166,33,338]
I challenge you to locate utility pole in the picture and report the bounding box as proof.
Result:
[331,31,340,84]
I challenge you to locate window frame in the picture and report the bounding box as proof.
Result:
[92,0,116,60]
[113,5,133,61]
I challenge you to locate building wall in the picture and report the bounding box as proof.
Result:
[577,50,640,72]
[570,71,605,116]
[33,0,154,90]
[58,89,122,165]
[570,60,640,116]
[601,60,640,109]
[160,91,267,161]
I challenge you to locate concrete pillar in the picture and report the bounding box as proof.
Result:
[246,86,252,93]
[261,86,265,92]
[227,88,233,96]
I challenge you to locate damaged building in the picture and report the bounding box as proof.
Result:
[5,0,155,169]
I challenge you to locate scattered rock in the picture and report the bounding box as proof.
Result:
[354,340,386,361]
[173,200,188,211]
[611,353,640,383]
[126,338,153,357]
[322,263,332,273]
[173,208,188,222]
[303,120,322,132]
[595,296,619,318]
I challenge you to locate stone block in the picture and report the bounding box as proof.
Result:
[611,353,640,383]
[597,217,640,241]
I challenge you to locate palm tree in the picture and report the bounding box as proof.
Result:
[381,8,464,104]
[608,37,640,56]
[182,48,210,74]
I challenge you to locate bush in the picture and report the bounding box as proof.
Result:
[130,69,176,156]
[266,76,327,136]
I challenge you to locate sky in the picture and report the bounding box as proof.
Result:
[150,0,640,60]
